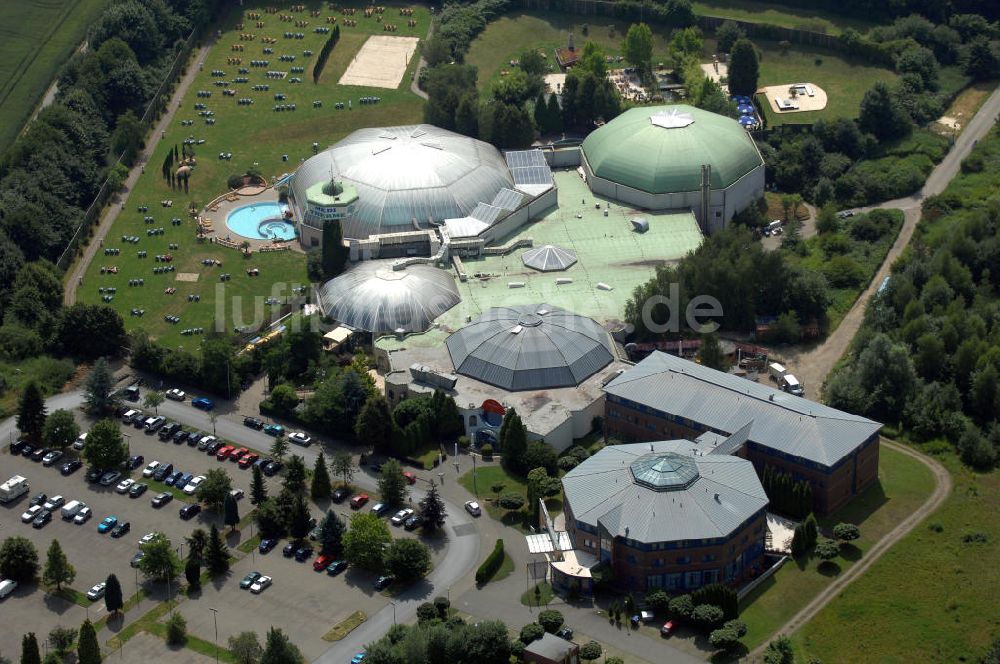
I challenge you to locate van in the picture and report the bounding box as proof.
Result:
[768,362,787,383]
[0,579,17,599]
[61,500,85,520]
[145,416,166,432]
[0,475,29,503]
[121,409,139,424]
[782,374,804,397]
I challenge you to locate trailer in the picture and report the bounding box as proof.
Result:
[0,475,29,504]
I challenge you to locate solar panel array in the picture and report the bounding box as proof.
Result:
[491,187,524,210]
[470,202,504,224]
[505,149,554,186]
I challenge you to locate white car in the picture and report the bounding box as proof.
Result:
[183,476,206,495]
[73,432,88,450]
[43,495,65,511]
[165,388,186,401]
[288,432,312,446]
[464,500,481,517]
[74,507,93,524]
[142,461,161,478]
[390,508,414,526]
[249,575,272,594]
[21,505,43,523]
[86,582,106,601]
[199,435,217,448]
[115,478,135,494]
[139,532,162,546]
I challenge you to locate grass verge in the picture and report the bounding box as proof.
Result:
[322,610,368,641]
[520,582,555,607]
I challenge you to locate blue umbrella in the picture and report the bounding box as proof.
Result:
[739,115,756,127]
[738,104,755,115]
[733,95,752,105]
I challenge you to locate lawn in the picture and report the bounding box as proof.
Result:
[0,355,76,419]
[738,442,936,651]
[0,0,109,157]
[78,0,429,348]
[752,39,897,126]
[322,610,367,641]
[693,0,874,35]
[793,451,999,663]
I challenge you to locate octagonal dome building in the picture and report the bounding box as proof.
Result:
[290,124,515,242]
[580,105,765,233]
[316,261,461,335]
[445,304,615,391]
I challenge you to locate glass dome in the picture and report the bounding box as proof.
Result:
[629,452,701,491]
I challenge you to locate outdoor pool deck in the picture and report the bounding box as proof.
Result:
[435,169,704,331]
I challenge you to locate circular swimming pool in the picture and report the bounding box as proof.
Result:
[225,202,296,241]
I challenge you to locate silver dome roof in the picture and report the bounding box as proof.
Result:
[521,244,578,272]
[316,261,461,334]
[291,124,514,239]
[445,304,615,391]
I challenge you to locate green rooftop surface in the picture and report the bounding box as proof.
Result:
[306,180,358,207]
[378,170,703,352]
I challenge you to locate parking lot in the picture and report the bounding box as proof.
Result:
[1,397,455,660]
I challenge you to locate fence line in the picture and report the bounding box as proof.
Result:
[56,28,200,271]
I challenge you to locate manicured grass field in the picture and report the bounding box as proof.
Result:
[78,0,429,348]
[793,451,998,663]
[752,39,897,125]
[693,0,874,35]
[0,0,109,156]
[739,443,936,650]
[459,462,563,530]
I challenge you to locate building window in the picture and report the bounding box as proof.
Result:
[666,573,681,591]
[676,556,690,565]
[704,569,720,584]
[627,555,637,565]
[702,554,715,562]
[684,570,702,588]
[648,575,663,588]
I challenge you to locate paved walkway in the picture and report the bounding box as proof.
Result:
[63,41,214,306]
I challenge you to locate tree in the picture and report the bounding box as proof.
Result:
[384,538,432,583]
[356,395,394,453]
[668,594,694,620]
[645,588,670,613]
[254,499,287,539]
[858,80,911,142]
[250,465,267,505]
[716,21,745,54]
[268,436,289,461]
[48,627,77,656]
[815,538,840,563]
[204,525,230,576]
[111,109,144,164]
[196,468,233,510]
[728,39,759,96]
[419,479,447,531]
[186,529,209,563]
[709,619,748,652]
[698,334,726,370]
[229,632,263,664]
[896,45,939,90]
[815,204,839,234]
[0,536,39,583]
[331,451,354,488]
[343,512,392,571]
[224,493,240,531]
[42,409,79,450]
[322,218,349,278]
[579,641,603,661]
[84,357,117,415]
[77,620,101,664]
[966,37,999,80]
[268,385,299,417]
[283,455,307,495]
[103,573,123,614]
[16,381,46,446]
[288,494,313,541]
[184,558,201,590]
[522,442,558,475]
[693,603,725,627]
[42,540,75,590]
[21,633,40,664]
[622,23,654,73]
[143,390,164,414]
[480,100,535,150]
[498,492,525,511]
[538,609,564,633]
[520,622,544,644]
[311,451,332,501]
[499,409,527,474]
[139,535,181,582]
[166,612,187,646]
[83,418,127,471]
[260,627,304,664]
[317,510,345,556]
[378,458,408,508]
[833,522,860,543]
[762,636,794,664]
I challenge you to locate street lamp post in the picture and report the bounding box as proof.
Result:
[209,607,220,663]
[472,454,477,497]
[135,567,140,611]
[389,601,397,626]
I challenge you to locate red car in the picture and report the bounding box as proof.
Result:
[238,452,259,468]
[313,553,334,571]
[350,493,369,509]
[216,445,235,461]
[660,620,675,637]
[402,471,416,485]
[229,447,249,462]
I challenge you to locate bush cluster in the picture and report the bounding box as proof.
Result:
[475,539,505,584]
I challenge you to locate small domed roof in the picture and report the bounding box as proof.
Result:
[630,452,700,491]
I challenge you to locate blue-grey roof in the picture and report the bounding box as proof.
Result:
[604,352,881,467]
[562,440,767,543]
[523,633,577,659]
[630,452,700,491]
[445,304,614,391]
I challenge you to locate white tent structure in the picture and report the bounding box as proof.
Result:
[521,244,578,272]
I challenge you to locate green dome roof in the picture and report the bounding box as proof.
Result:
[581,105,763,194]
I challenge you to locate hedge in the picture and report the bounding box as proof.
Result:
[312,25,341,84]
[475,539,504,584]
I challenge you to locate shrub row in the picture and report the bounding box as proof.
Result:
[312,25,341,84]
[475,539,504,584]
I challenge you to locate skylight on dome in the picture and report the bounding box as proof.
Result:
[650,109,695,129]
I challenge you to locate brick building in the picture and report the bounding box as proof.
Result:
[603,352,882,515]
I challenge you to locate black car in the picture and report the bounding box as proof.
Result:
[9,439,27,455]
[172,430,190,445]
[32,509,53,529]
[41,450,64,466]
[20,444,35,457]
[373,575,394,590]
[110,521,131,538]
[158,423,181,441]
[243,416,265,430]
[369,462,383,473]
[325,560,348,576]
[61,459,83,476]
[179,504,201,520]
[263,460,282,477]
[29,492,47,507]
[294,545,313,562]
[30,447,49,462]
[152,463,174,482]
[259,538,278,554]
[129,483,148,498]
[556,627,574,641]
[404,514,424,531]
[151,492,173,508]
[85,468,105,483]
[127,455,145,470]
[332,487,350,503]
[99,471,121,486]
[186,433,201,447]
[282,542,297,558]
[205,441,224,455]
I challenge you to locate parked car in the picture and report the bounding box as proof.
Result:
[18,443,35,457]
[216,445,235,461]
[144,416,166,433]
[72,433,88,450]
[85,468,105,483]
[30,447,49,462]
[332,487,350,503]
[197,435,217,451]
[205,440,224,455]
[186,432,201,447]
[172,430,191,445]
[74,506,92,524]
[129,483,148,498]
[282,542,297,558]
[660,620,675,637]
[115,478,135,494]
[191,396,214,411]
[262,460,282,476]
[43,495,65,511]
[142,461,161,478]
[313,554,334,571]
[183,476,205,495]
[402,471,417,485]
[110,521,131,538]
[249,575,271,594]
[86,582,107,601]
[556,627,574,641]
[404,515,424,531]
[373,575,394,591]
[464,501,481,516]
[350,494,369,509]
[127,455,145,470]
[325,560,348,576]
[230,488,245,501]
[21,505,43,523]
[33,509,53,528]
[41,450,64,466]
[130,551,146,568]
[61,459,83,476]
[243,416,264,430]
[9,439,28,455]
[165,389,186,401]
[238,452,259,468]
[240,571,262,589]
[294,545,313,562]
[158,422,181,440]
[288,432,312,446]
[179,504,201,520]
[29,492,47,507]
[151,492,173,508]
[263,424,284,437]
[138,532,161,546]
[99,471,122,487]
[258,538,277,554]
[229,447,249,463]
[153,464,174,482]
[391,508,414,526]
[98,516,118,533]
[164,471,185,487]
[351,654,366,664]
